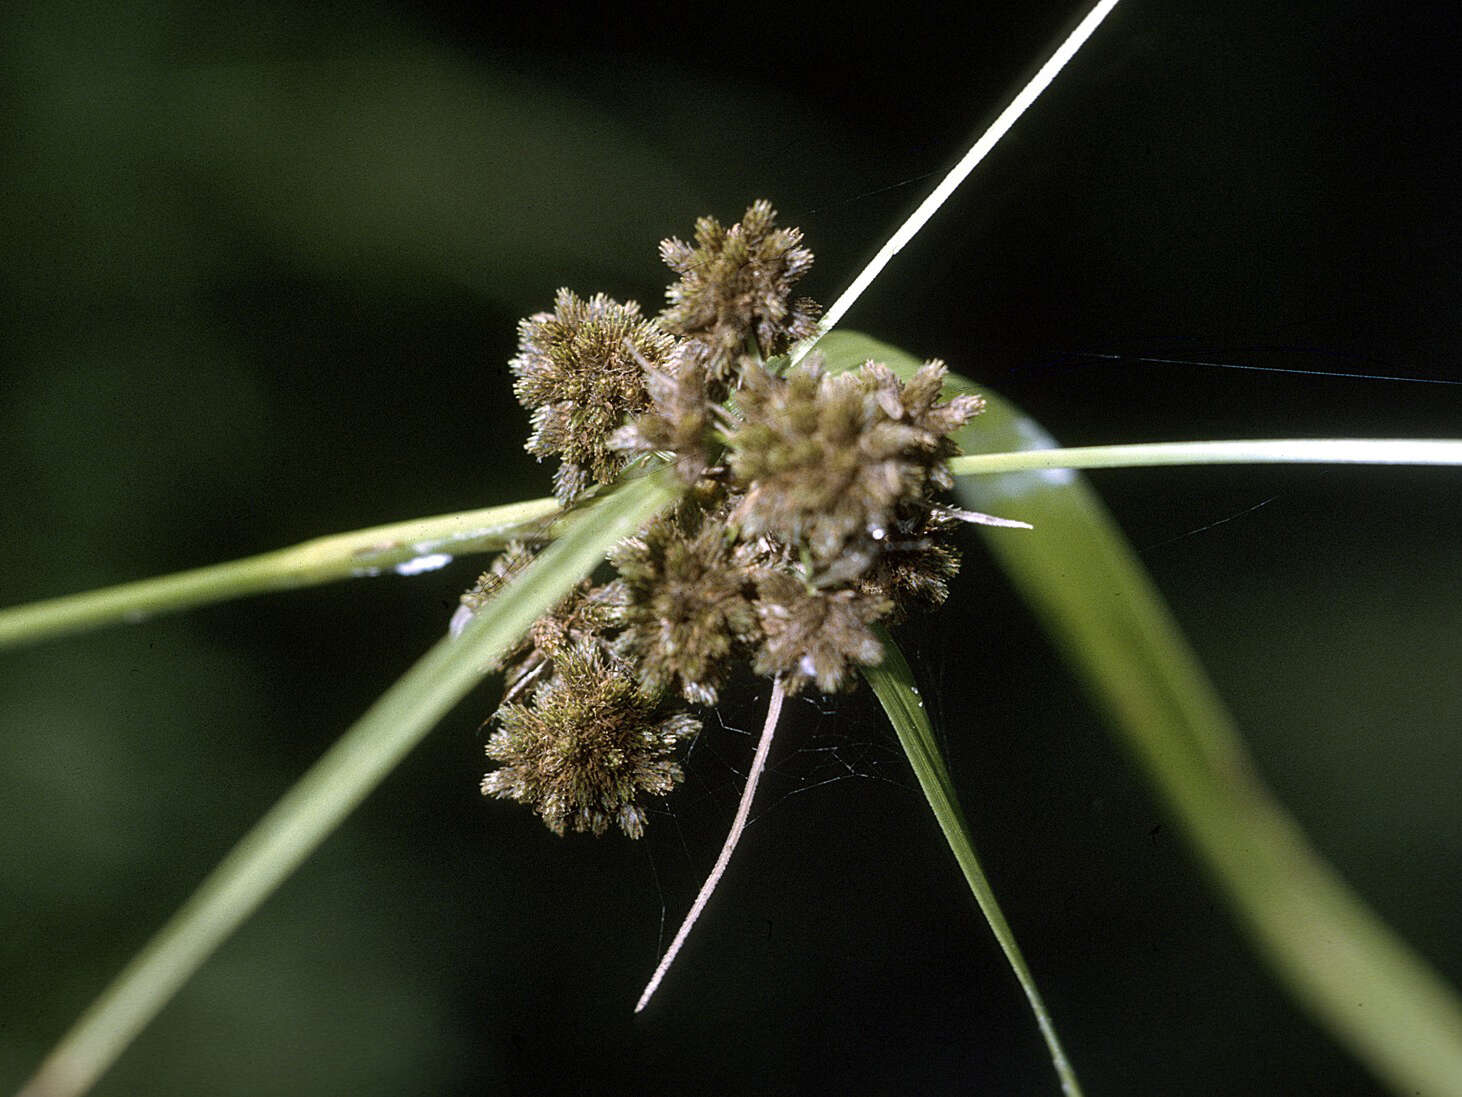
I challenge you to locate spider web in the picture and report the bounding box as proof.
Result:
[666,679,916,842]
[635,639,951,962]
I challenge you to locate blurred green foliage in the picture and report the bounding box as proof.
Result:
[2,1,1458,1094]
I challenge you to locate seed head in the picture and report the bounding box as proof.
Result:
[608,346,714,484]
[752,571,891,694]
[858,359,985,491]
[459,542,538,616]
[473,202,1011,838]
[482,639,699,838]
[728,357,984,574]
[728,360,914,569]
[659,200,820,382]
[461,544,628,697]
[857,507,963,619]
[511,289,677,503]
[611,510,759,704]
[457,543,540,684]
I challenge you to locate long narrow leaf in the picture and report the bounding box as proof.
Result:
[791,0,1122,360]
[17,467,681,1097]
[0,495,559,652]
[822,330,1462,1097]
[950,438,1462,475]
[863,633,1083,1097]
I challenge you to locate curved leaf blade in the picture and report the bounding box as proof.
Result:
[18,468,681,1097]
[821,330,1462,1097]
[863,632,1083,1097]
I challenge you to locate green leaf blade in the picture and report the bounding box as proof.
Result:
[18,467,681,1097]
[0,495,560,652]
[949,437,1462,475]
[863,631,1084,1097]
[822,329,1462,1097]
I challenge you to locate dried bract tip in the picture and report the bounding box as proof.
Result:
[511,289,677,504]
[482,640,698,838]
[659,200,820,381]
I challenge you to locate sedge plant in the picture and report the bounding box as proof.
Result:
[4,2,1462,1095]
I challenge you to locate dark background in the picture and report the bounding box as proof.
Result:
[3,1,1460,1094]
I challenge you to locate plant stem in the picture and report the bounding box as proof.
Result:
[950,438,1462,476]
[635,678,786,1013]
[0,495,559,651]
[790,0,1123,365]
[16,470,679,1097]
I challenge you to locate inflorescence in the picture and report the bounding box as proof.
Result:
[467,201,986,837]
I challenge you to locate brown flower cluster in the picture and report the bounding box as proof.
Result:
[659,199,821,383]
[482,638,697,839]
[478,202,987,837]
[511,289,676,504]
[729,358,983,575]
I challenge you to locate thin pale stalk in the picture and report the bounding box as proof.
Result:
[17,469,680,1097]
[950,438,1462,477]
[635,679,786,1013]
[0,496,559,651]
[790,0,1122,365]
